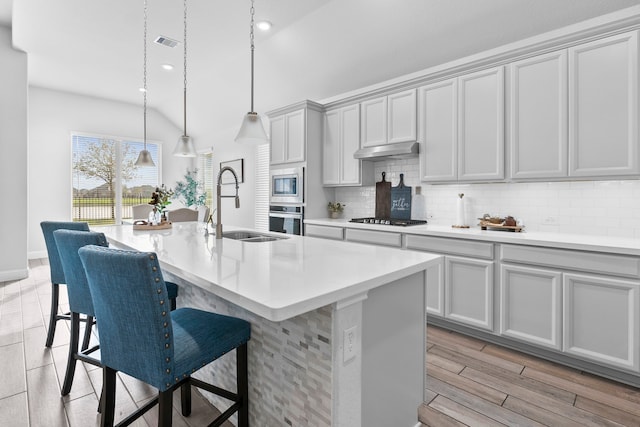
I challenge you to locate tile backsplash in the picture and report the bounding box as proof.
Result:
[334,157,640,238]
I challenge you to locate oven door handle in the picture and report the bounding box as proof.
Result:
[269,212,302,219]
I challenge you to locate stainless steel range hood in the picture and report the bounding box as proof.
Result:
[353,141,419,161]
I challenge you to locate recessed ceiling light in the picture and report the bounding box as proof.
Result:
[162,64,174,71]
[139,87,147,92]
[256,20,272,31]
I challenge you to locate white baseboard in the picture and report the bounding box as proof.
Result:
[0,269,28,282]
[28,250,48,260]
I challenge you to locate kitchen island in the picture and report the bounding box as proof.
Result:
[95,222,441,427]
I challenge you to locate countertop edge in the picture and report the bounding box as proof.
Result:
[304,218,640,256]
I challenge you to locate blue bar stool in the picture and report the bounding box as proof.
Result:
[54,229,108,396]
[79,245,250,427]
[40,221,90,347]
[54,229,181,397]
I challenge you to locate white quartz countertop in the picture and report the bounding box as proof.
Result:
[305,218,640,256]
[94,223,440,322]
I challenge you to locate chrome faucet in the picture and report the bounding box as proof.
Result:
[216,166,240,239]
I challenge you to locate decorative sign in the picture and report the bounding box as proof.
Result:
[390,173,411,220]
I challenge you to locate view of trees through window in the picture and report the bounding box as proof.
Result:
[72,134,160,224]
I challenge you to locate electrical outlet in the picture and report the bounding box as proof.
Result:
[542,216,557,225]
[343,326,357,363]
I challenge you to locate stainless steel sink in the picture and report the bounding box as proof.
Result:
[222,230,287,242]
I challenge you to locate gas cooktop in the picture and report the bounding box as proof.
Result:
[349,217,428,226]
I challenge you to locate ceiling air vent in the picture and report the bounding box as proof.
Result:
[154,36,179,48]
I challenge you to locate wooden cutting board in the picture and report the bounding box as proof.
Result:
[375,172,391,219]
[391,173,411,220]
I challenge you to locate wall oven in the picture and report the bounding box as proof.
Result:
[269,205,304,235]
[270,167,304,204]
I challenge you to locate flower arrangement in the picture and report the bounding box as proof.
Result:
[149,184,175,214]
[174,169,206,207]
[328,201,346,213]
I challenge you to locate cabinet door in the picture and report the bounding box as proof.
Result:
[322,110,341,185]
[270,115,286,164]
[564,273,639,372]
[569,31,639,177]
[458,67,505,181]
[305,224,344,240]
[426,256,445,317]
[286,109,306,163]
[340,104,361,184]
[445,256,494,331]
[361,97,387,147]
[418,79,458,182]
[387,89,417,143]
[510,51,568,179]
[500,264,562,350]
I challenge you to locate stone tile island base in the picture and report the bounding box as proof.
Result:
[164,270,426,427]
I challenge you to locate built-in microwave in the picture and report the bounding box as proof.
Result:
[270,167,304,204]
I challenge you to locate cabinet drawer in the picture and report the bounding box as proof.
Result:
[406,234,493,259]
[500,244,640,279]
[305,224,344,240]
[345,228,402,247]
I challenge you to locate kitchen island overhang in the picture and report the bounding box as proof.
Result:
[95,222,442,427]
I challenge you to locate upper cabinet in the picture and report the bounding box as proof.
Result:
[509,51,568,179]
[361,89,417,147]
[419,66,505,182]
[568,31,639,177]
[270,108,306,165]
[323,104,373,186]
[509,31,639,180]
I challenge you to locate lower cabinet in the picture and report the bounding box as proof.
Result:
[564,273,639,372]
[500,264,562,350]
[445,256,494,331]
[305,224,345,240]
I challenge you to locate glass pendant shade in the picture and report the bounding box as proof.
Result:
[173,134,197,157]
[135,148,155,167]
[235,112,268,145]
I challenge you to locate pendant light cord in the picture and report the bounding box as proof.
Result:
[143,0,148,149]
[183,0,188,136]
[250,0,255,113]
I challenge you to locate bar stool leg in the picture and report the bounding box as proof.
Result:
[61,312,80,396]
[101,367,117,427]
[81,315,94,351]
[158,390,173,427]
[45,283,60,347]
[237,343,249,427]
[180,382,192,417]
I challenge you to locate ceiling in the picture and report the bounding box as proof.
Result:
[4,0,640,145]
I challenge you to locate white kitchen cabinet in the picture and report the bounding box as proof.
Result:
[418,67,504,183]
[360,97,387,147]
[568,31,639,177]
[418,79,458,182]
[361,89,417,147]
[344,228,402,247]
[305,224,344,240]
[564,273,639,372]
[500,264,562,350]
[509,51,568,179]
[445,256,494,331]
[458,66,505,181]
[323,105,373,186]
[426,256,445,317]
[270,108,306,165]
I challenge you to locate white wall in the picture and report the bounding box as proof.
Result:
[0,25,28,280]
[335,158,640,238]
[27,87,259,258]
[28,87,184,258]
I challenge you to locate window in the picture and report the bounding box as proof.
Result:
[197,151,214,211]
[72,133,160,224]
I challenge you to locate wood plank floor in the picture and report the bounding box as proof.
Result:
[422,326,640,427]
[3,259,640,426]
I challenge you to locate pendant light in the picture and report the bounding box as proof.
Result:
[234,0,268,145]
[135,0,156,167]
[173,0,197,157]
